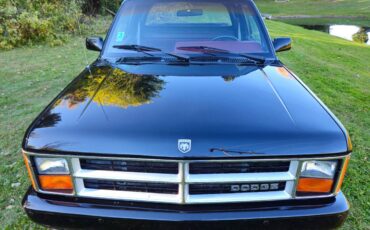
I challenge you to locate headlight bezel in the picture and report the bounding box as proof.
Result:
[295,157,350,197]
[23,154,75,195]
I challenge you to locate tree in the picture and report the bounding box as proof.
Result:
[57,67,166,109]
[352,28,369,44]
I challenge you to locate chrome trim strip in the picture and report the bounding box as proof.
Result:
[186,172,295,183]
[22,150,350,162]
[284,181,295,198]
[291,161,303,198]
[187,191,291,204]
[179,162,186,204]
[74,170,181,183]
[66,158,77,196]
[77,186,182,204]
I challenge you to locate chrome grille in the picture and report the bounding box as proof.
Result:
[68,157,299,204]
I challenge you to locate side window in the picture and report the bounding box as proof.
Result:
[146,2,232,25]
[241,5,261,43]
[247,16,261,42]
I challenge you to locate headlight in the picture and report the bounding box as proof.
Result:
[300,160,337,179]
[35,157,70,175]
[34,157,73,194]
[296,160,338,196]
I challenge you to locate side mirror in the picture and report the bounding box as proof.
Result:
[86,36,104,51]
[273,37,292,52]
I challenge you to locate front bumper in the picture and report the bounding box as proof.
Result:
[23,187,349,230]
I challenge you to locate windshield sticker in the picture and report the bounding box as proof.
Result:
[116,32,125,42]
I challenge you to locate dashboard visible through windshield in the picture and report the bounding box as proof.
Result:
[103,0,273,59]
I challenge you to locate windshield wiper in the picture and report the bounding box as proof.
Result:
[113,44,189,63]
[177,46,265,64]
[113,44,161,53]
[210,148,266,155]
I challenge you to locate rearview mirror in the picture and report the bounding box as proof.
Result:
[273,37,292,52]
[177,9,203,17]
[86,36,104,51]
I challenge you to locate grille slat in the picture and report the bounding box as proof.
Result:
[80,159,178,174]
[84,179,179,194]
[189,161,290,174]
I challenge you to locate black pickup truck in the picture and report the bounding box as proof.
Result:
[21,0,351,229]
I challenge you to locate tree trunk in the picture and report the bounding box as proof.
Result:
[82,0,101,16]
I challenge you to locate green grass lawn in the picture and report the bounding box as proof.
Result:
[0,20,369,229]
[256,0,370,18]
[269,20,370,229]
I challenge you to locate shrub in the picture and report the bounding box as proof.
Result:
[0,0,111,50]
[352,28,369,44]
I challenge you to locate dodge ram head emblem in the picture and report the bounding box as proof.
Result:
[178,139,191,153]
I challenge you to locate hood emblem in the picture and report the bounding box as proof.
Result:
[178,139,191,153]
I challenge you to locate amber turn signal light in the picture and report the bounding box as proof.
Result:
[39,175,74,194]
[23,153,37,190]
[335,156,350,193]
[297,178,334,193]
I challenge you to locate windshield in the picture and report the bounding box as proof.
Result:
[103,0,273,59]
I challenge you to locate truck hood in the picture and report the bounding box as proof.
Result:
[24,62,348,158]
